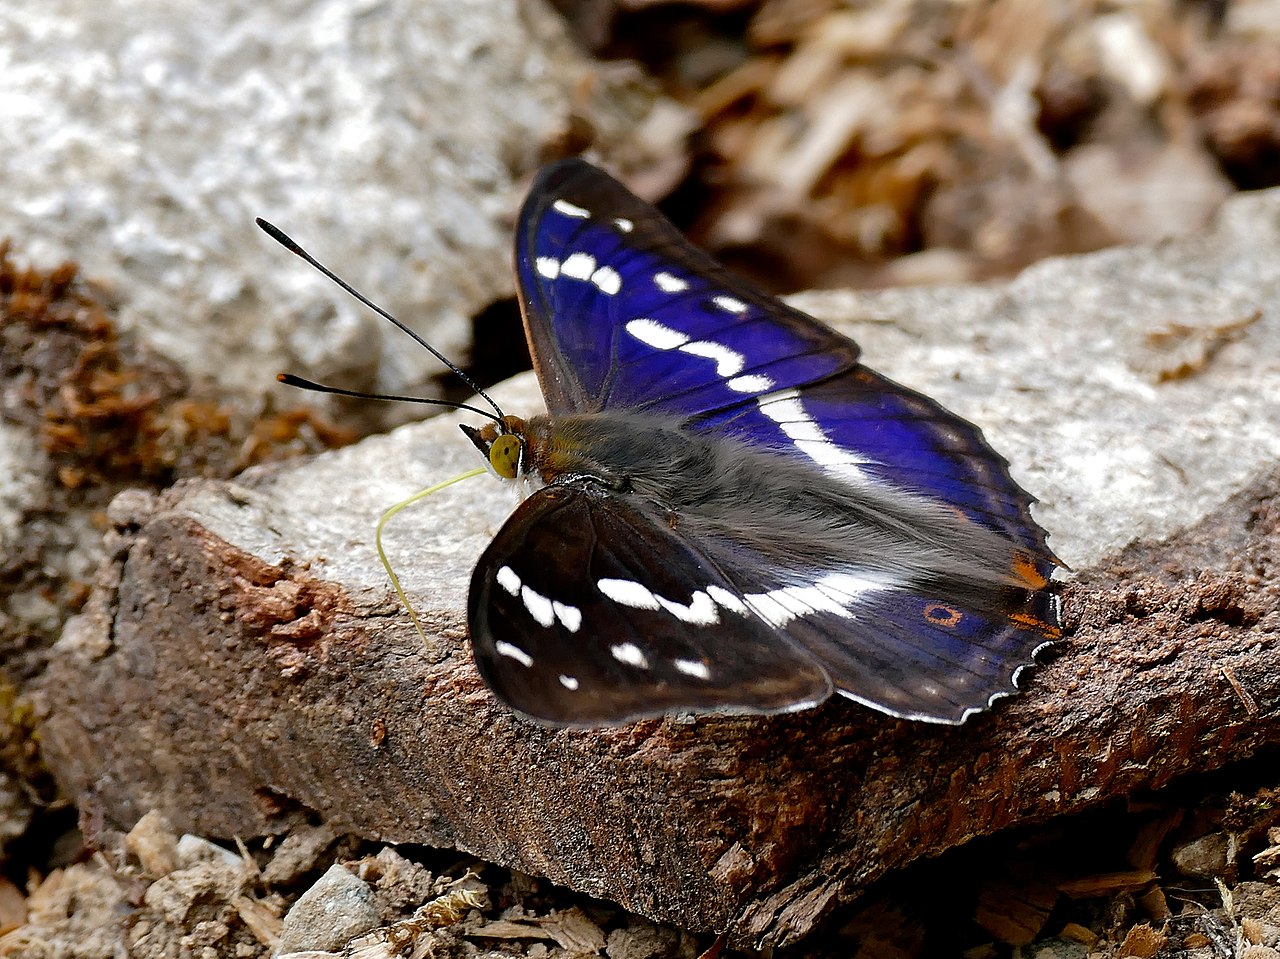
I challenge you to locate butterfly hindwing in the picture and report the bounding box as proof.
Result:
[689,532,1061,722]
[468,484,832,725]
[696,367,1057,565]
[468,479,1059,725]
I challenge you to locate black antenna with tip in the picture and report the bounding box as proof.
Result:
[256,217,505,421]
[276,373,503,424]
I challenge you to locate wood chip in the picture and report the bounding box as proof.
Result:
[1058,922,1098,946]
[974,877,1057,945]
[124,810,179,878]
[1117,922,1166,958]
[464,918,552,941]
[540,907,608,953]
[234,894,283,948]
[0,877,26,936]
[1058,870,1157,898]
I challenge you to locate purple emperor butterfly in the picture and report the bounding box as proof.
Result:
[264,159,1061,727]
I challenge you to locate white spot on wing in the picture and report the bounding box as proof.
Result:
[628,322,754,384]
[614,217,634,232]
[611,642,649,669]
[770,590,816,617]
[626,320,792,400]
[727,374,774,393]
[657,590,719,625]
[535,257,560,280]
[758,393,806,421]
[599,579,719,625]
[744,592,792,628]
[707,585,748,614]
[520,585,556,628]
[712,294,748,314]
[553,199,590,218]
[559,674,580,690]
[674,658,711,680]
[744,572,895,628]
[680,340,744,377]
[553,601,582,633]
[626,319,690,350]
[757,389,874,482]
[591,265,621,295]
[654,271,689,293]
[598,578,660,610]
[817,571,893,600]
[495,641,533,667]
[781,585,848,618]
[496,565,521,596]
[560,252,596,280]
[794,439,870,472]
[778,418,825,442]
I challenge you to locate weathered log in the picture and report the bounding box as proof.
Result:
[33,419,1280,948]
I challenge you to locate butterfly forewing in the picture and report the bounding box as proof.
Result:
[468,486,832,725]
[516,162,1052,562]
[515,160,860,417]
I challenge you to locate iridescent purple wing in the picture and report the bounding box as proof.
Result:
[515,159,860,418]
[492,158,1063,725]
[689,527,1061,723]
[702,368,1055,562]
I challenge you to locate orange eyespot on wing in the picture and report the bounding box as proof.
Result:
[923,603,964,628]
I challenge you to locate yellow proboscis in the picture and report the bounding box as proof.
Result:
[376,466,488,643]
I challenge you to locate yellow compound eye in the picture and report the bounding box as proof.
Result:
[489,435,522,480]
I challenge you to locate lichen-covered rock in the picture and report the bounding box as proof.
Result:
[0,0,687,399]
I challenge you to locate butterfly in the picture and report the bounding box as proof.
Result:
[262,159,1061,728]
[460,159,1061,726]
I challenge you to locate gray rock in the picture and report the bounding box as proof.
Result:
[176,834,244,870]
[262,822,342,886]
[0,0,686,400]
[1172,832,1231,878]
[0,423,47,551]
[276,863,378,955]
[789,187,1280,571]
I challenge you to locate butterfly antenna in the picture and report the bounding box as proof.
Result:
[277,373,503,425]
[256,217,505,421]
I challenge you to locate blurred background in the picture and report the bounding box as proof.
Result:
[579,0,1272,290]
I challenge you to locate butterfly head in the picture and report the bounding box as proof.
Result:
[461,415,530,483]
